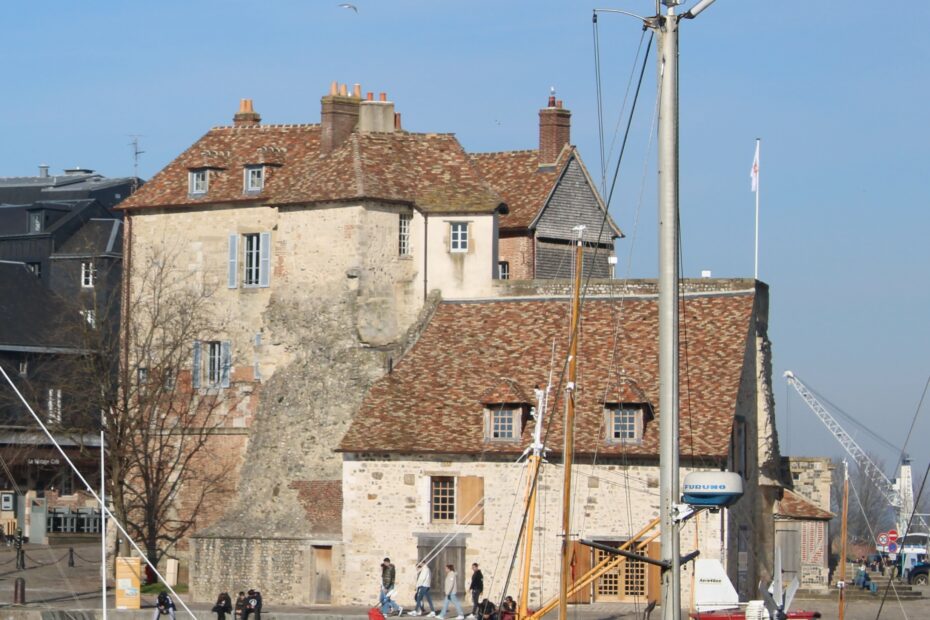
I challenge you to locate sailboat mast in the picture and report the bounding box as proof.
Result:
[558,230,585,620]
[656,3,681,620]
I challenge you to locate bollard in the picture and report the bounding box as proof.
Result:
[68,547,75,567]
[13,577,25,604]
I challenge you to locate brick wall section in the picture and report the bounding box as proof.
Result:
[290,480,342,534]
[498,234,534,279]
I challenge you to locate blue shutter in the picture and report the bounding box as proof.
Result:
[259,232,271,288]
[228,234,238,289]
[192,341,201,389]
[221,341,231,388]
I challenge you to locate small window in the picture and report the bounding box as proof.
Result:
[450,222,468,253]
[430,476,455,522]
[80,309,96,328]
[47,388,62,423]
[81,262,96,288]
[486,406,521,441]
[605,405,644,444]
[192,340,231,389]
[243,233,261,286]
[29,212,43,233]
[244,166,264,192]
[26,262,41,278]
[399,213,412,256]
[18,360,28,377]
[138,367,149,388]
[189,170,208,195]
[498,261,510,280]
[229,232,271,289]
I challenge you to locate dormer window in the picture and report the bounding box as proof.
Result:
[604,404,647,444]
[484,405,524,441]
[189,169,209,195]
[244,165,264,192]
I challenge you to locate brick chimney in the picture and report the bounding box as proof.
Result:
[233,99,261,127]
[321,81,361,154]
[538,94,571,166]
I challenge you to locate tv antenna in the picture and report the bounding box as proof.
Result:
[129,135,145,187]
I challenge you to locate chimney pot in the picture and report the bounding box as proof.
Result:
[339,83,348,96]
[548,95,556,107]
[379,92,387,102]
[39,164,49,178]
[367,92,374,101]
[556,99,563,109]
[233,98,261,127]
[394,112,402,130]
[330,81,338,95]
[353,83,362,98]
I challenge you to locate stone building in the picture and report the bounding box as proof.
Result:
[116,83,620,602]
[338,279,781,608]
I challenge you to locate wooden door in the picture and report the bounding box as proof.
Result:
[568,540,592,604]
[313,546,333,604]
[592,540,648,603]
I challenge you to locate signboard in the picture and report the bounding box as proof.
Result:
[877,533,889,546]
[888,529,899,543]
[888,542,898,554]
[115,557,141,609]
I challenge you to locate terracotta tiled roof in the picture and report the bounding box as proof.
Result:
[120,125,504,215]
[340,290,757,458]
[478,378,534,405]
[470,148,565,229]
[776,488,834,520]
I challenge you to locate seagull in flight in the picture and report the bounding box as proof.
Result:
[339,3,358,12]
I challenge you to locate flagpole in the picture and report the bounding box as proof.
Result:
[752,138,760,280]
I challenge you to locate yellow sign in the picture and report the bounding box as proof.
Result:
[115,556,142,609]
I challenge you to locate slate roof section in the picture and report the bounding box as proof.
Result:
[470,146,621,237]
[0,262,80,350]
[53,219,122,257]
[119,125,505,215]
[775,488,834,521]
[340,290,757,458]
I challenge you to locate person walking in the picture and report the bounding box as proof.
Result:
[212,592,232,620]
[380,557,402,616]
[437,564,465,620]
[410,561,435,616]
[467,563,483,619]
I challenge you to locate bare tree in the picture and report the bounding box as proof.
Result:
[48,241,239,570]
[845,454,895,545]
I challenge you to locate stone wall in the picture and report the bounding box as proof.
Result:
[341,454,724,608]
[783,457,833,512]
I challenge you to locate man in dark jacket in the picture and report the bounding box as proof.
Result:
[243,589,263,620]
[380,557,401,616]
[153,592,177,620]
[467,563,483,619]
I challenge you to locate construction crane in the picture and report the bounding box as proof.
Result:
[784,371,921,535]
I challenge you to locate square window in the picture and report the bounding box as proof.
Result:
[606,406,643,444]
[81,262,96,288]
[26,262,41,278]
[243,233,261,286]
[399,213,412,256]
[430,476,455,522]
[498,261,510,280]
[189,170,208,195]
[205,341,222,387]
[137,367,149,388]
[80,309,96,328]
[487,407,520,441]
[18,360,28,377]
[450,222,468,253]
[245,166,264,192]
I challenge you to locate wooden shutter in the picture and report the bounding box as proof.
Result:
[456,476,484,525]
[192,341,201,389]
[221,341,231,388]
[228,234,238,289]
[646,541,661,604]
[259,231,271,287]
[568,540,592,604]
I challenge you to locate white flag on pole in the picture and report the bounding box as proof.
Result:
[750,141,760,192]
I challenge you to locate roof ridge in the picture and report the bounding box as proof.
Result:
[471,148,539,157]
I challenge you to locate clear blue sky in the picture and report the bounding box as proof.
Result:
[3,1,928,499]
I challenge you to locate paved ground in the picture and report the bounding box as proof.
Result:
[0,543,924,620]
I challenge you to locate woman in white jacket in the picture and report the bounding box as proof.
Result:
[437,564,465,620]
